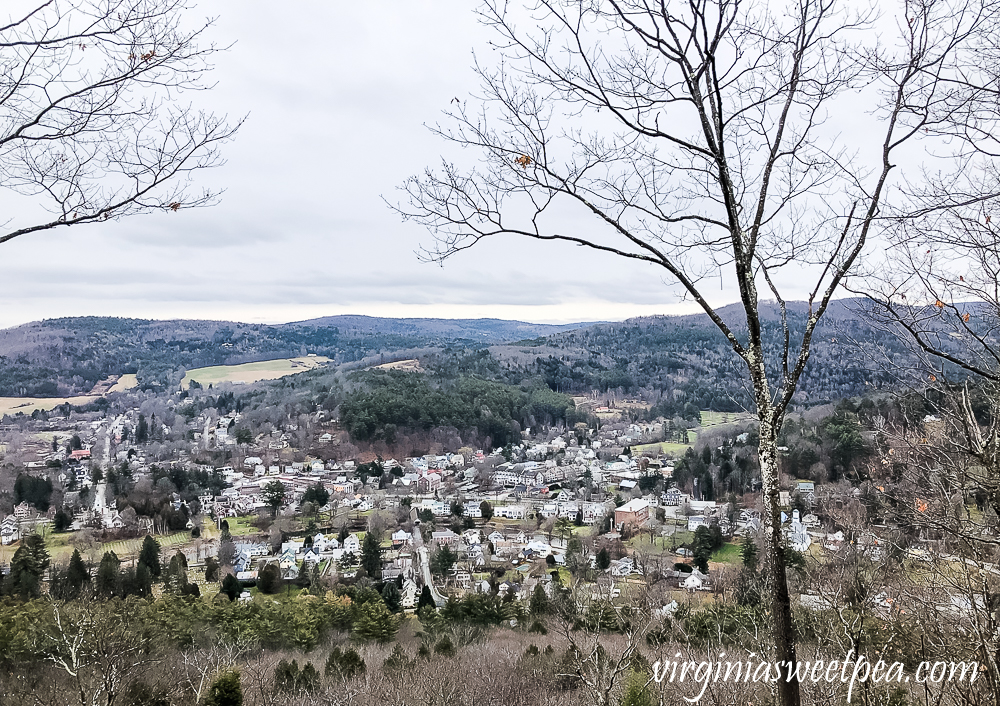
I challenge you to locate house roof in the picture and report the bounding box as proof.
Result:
[617,498,650,513]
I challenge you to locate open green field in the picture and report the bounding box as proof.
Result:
[632,441,692,457]
[0,528,193,565]
[699,410,752,427]
[711,541,743,565]
[633,410,751,457]
[181,356,331,389]
[103,531,191,558]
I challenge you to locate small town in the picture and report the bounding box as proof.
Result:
[2,1,999,705]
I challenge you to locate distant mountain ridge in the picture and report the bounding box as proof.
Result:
[0,299,969,404]
[0,313,609,398]
[281,314,604,341]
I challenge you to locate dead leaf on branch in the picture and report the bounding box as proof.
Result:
[515,155,532,169]
[168,202,181,211]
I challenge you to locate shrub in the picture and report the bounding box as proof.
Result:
[203,670,242,706]
[325,647,366,680]
[434,635,456,657]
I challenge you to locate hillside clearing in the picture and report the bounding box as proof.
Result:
[181,356,331,389]
[0,395,99,417]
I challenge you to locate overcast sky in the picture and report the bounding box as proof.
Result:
[0,1,833,329]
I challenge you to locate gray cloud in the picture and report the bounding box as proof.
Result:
[0,0,833,330]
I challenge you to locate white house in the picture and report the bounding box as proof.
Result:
[401,579,420,609]
[0,516,20,545]
[391,529,413,548]
[687,515,708,532]
[681,568,709,591]
[343,534,361,554]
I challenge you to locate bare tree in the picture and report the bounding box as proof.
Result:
[0,0,240,245]
[394,1,1000,703]
[31,599,164,706]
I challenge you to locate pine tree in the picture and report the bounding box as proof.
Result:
[220,573,241,601]
[4,534,50,599]
[619,669,654,706]
[360,532,382,579]
[381,580,401,612]
[138,535,161,578]
[65,549,90,596]
[325,647,366,680]
[135,561,153,597]
[218,524,236,568]
[596,547,611,571]
[96,551,121,597]
[417,584,436,611]
[529,583,549,615]
[164,551,189,593]
[740,534,759,571]
[352,600,399,642]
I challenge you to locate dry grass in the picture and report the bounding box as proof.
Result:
[108,373,138,393]
[371,359,424,372]
[181,356,331,389]
[0,395,98,416]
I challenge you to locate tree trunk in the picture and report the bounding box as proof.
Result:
[758,418,800,706]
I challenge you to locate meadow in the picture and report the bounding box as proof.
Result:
[181,356,331,389]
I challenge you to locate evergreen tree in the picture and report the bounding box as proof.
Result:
[262,480,286,516]
[138,535,161,578]
[218,524,236,568]
[620,669,654,706]
[417,584,436,611]
[204,557,220,582]
[381,580,402,612]
[740,533,759,571]
[136,413,149,443]
[135,561,153,597]
[220,573,241,601]
[164,551,189,593]
[65,548,90,597]
[529,583,549,615]
[430,544,457,577]
[325,647,366,680]
[53,506,73,532]
[479,500,493,521]
[692,525,721,573]
[596,547,611,571]
[258,563,282,594]
[96,551,121,597]
[361,531,382,579]
[4,534,50,599]
[352,600,399,642]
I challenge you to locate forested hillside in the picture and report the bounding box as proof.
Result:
[0,300,960,405]
[338,369,577,447]
[478,300,941,411]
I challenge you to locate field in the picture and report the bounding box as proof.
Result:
[181,356,331,388]
[632,441,692,457]
[699,410,752,427]
[0,527,194,565]
[371,358,423,372]
[0,395,98,417]
[108,373,138,393]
